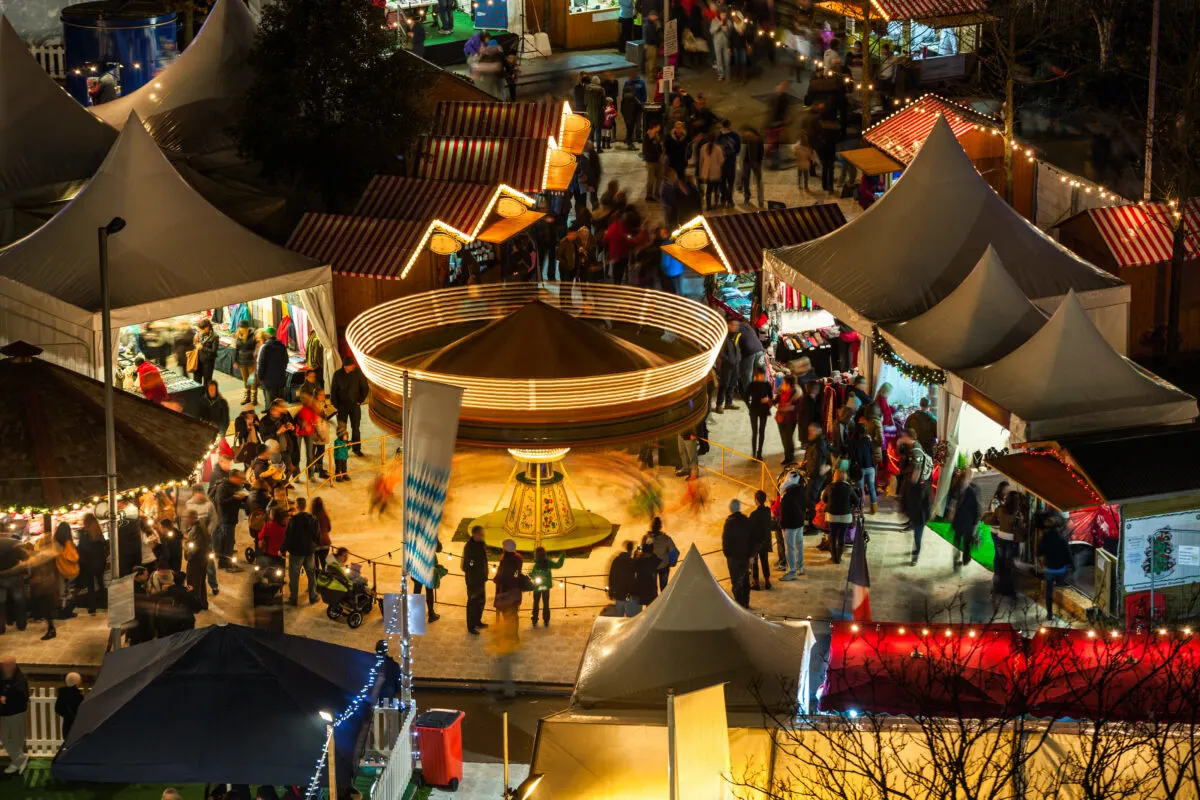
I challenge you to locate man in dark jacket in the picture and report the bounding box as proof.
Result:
[726,317,764,400]
[572,71,590,113]
[620,79,643,149]
[950,471,981,571]
[748,490,773,590]
[722,499,754,608]
[255,327,289,406]
[740,126,765,206]
[462,526,489,634]
[0,537,30,634]
[778,471,807,580]
[331,356,370,455]
[632,544,660,611]
[55,673,84,739]
[715,332,739,412]
[802,423,830,532]
[716,120,741,208]
[283,497,320,605]
[216,470,248,570]
[0,656,29,774]
[607,540,637,616]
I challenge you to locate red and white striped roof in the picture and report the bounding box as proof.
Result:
[1084,200,1200,267]
[695,204,847,274]
[864,94,998,165]
[287,214,434,280]
[353,176,499,234]
[872,0,988,21]
[432,100,560,140]
[416,136,548,193]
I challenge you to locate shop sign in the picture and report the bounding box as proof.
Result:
[664,18,678,56]
[1123,509,1200,593]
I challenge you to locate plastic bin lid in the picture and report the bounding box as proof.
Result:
[414,709,464,729]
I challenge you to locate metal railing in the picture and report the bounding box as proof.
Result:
[287,431,403,497]
[697,437,779,498]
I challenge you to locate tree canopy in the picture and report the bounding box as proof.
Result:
[236,0,429,210]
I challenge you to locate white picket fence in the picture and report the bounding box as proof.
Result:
[0,687,70,758]
[29,43,67,81]
[370,702,415,800]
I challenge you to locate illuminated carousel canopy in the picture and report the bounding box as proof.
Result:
[346,284,726,448]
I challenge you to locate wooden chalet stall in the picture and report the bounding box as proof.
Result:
[1056,200,1200,356]
[430,99,591,155]
[863,94,1036,219]
[415,135,576,193]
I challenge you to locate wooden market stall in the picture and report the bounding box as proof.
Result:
[414,135,576,193]
[431,98,591,155]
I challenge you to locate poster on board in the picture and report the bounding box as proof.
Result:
[1123,510,1200,593]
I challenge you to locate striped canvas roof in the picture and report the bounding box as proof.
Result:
[353,176,498,234]
[287,213,433,279]
[864,94,998,165]
[704,204,847,273]
[873,0,989,20]
[1084,200,1200,267]
[432,100,560,139]
[417,136,548,193]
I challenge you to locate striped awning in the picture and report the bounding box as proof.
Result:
[417,136,548,193]
[703,204,847,273]
[864,94,998,165]
[874,0,989,21]
[353,176,499,234]
[287,213,435,279]
[1083,200,1200,268]
[433,100,559,139]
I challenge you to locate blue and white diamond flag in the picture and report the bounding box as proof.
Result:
[404,376,464,588]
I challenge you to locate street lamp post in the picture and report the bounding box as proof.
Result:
[501,711,543,799]
[319,710,336,799]
[99,217,126,648]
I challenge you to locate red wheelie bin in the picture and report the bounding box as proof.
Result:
[415,709,465,791]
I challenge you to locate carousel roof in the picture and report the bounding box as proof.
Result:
[420,300,667,379]
[0,342,218,510]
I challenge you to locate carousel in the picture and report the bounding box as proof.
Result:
[344,284,727,551]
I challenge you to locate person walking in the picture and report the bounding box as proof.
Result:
[745,366,773,461]
[902,440,933,566]
[793,132,815,194]
[716,120,740,208]
[1038,512,1072,622]
[585,76,606,150]
[255,327,289,407]
[714,326,739,413]
[462,525,489,634]
[412,538,443,624]
[643,11,660,79]
[950,469,981,571]
[553,228,579,283]
[711,11,731,81]
[182,484,220,597]
[331,356,370,455]
[821,469,859,564]
[848,422,877,514]
[633,543,661,609]
[182,509,211,610]
[645,517,678,590]
[777,471,807,579]
[233,320,258,406]
[607,541,638,616]
[311,496,332,571]
[200,380,230,437]
[722,499,753,608]
[697,134,725,210]
[528,547,565,627]
[859,407,884,512]
[740,126,765,206]
[775,374,800,464]
[193,318,219,386]
[283,497,320,605]
[642,123,663,200]
[986,490,1022,600]
[215,470,248,570]
[621,79,643,149]
[617,0,634,51]
[726,317,763,401]
[748,490,773,590]
[801,422,830,532]
[664,121,691,183]
[55,673,84,740]
[0,657,29,775]
[492,540,524,696]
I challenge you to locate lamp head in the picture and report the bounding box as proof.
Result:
[318,710,334,723]
[511,773,544,800]
[104,217,126,235]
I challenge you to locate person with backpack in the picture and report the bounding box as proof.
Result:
[821,469,860,565]
[716,119,741,208]
[778,470,807,580]
[644,517,678,589]
[607,541,638,616]
[528,547,566,627]
[903,440,934,566]
[282,497,321,606]
[748,490,773,591]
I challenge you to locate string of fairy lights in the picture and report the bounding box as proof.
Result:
[871,326,946,386]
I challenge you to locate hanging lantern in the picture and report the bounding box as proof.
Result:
[547,149,576,169]
[429,233,463,255]
[676,228,710,251]
[560,113,589,135]
[495,197,527,219]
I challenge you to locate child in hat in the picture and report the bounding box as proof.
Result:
[333,425,350,483]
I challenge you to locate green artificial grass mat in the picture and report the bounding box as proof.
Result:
[928,519,995,572]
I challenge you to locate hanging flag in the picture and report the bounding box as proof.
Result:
[847,523,871,621]
[403,376,464,588]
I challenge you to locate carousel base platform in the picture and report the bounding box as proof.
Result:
[470,508,615,553]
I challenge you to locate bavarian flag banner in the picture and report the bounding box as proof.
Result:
[404,376,464,587]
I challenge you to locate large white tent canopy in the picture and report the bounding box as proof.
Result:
[91,0,256,154]
[882,245,1048,371]
[572,545,814,713]
[0,15,116,204]
[0,113,336,377]
[959,291,1196,440]
[763,116,1130,353]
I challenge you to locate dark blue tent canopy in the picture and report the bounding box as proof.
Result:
[53,624,383,786]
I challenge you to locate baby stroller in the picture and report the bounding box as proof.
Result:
[317,565,377,628]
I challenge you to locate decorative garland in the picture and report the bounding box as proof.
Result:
[871,327,946,386]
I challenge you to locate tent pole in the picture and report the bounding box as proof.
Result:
[666,688,677,800]
[99,221,123,650]
[401,369,413,712]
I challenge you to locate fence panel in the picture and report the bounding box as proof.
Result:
[370,704,414,800]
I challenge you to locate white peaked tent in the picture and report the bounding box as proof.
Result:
[959,291,1196,440]
[0,15,116,204]
[572,545,815,713]
[0,113,336,377]
[763,116,1131,353]
[882,246,1048,371]
[91,0,256,154]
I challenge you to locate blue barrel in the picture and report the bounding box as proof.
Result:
[61,1,177,105]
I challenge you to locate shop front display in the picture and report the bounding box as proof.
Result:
[546,0,620,50]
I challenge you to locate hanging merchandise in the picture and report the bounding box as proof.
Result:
[871,326,946,386]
